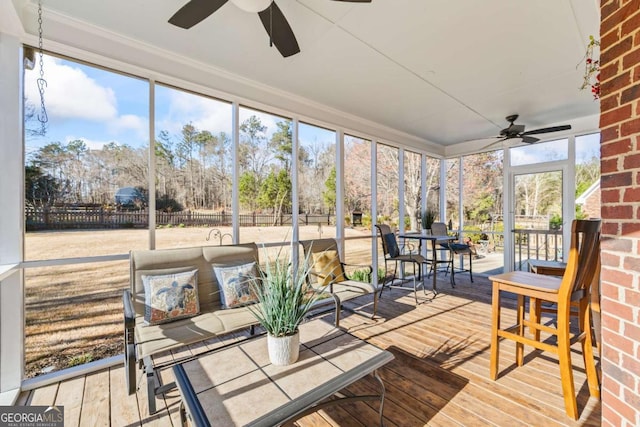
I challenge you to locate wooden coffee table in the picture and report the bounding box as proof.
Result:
[172,319,394,427]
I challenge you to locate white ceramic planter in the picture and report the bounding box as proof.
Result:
[267,331,300,366]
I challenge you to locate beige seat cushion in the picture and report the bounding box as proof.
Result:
[313,280,375,303]
[135,305,260,359]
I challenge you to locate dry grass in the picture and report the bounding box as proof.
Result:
[24,226,374,377]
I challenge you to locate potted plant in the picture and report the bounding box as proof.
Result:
[249,246,322,366]
[421,208,436,233]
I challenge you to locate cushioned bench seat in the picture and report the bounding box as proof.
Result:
[133,305,259,360]
[123,242,340,414]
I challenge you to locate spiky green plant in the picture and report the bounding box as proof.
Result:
[249,245,322,337]
[421,208,436,230]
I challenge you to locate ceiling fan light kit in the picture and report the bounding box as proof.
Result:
[168,0,372,57]
[230,0,272,13]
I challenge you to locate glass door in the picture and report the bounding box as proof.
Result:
[503,138,572,272]
[512,170,564,270]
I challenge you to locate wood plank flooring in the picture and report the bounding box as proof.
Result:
[18,274,601,426]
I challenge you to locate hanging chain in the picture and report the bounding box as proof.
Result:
[36,0,48,135]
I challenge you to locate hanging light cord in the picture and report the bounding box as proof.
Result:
[36,0,48,135]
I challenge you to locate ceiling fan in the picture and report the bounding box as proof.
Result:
[168,0,372,58]
[485,114,572,147]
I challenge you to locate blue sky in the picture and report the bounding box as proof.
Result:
[24,54,336,159]
[25,54,599,165]
[25,56,149,153]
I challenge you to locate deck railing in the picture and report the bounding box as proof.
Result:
[458,228,564,271]
[512,228,563,269]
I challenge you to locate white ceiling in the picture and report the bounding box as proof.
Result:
[6,0,600,152]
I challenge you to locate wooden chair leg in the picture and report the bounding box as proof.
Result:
[529,297,541,342]
[490,283,501,380]
[580,298,600,398]
[516,294,525,366]
[557,305,578,420]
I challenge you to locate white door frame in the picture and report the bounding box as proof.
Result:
[504,160,572,271]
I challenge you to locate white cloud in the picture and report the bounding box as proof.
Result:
[157,90,287,140]
[112,114,148,139]
[239,108,281,137]
[158,91,232,135]
[25,56,117,121]
[25,57,148,144]
[64,136,117,150]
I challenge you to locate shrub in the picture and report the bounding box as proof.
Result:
[350,267,386,283]
[361,214,372,228]
[549,213,562,230]
[156,195,183,212]
[68,353,93,367]
[462,225,483,243]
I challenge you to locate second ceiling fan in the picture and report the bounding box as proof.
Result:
[169,0,372,58]
[484,114,571,148]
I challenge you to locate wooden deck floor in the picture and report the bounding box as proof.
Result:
[18,274,601,426]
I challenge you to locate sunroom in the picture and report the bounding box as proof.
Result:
[0,0,638,426]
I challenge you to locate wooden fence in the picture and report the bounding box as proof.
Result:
[25,207,334,230]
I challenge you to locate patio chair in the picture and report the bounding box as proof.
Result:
[430,222,473,282]
[488,219,601,420]
[375,224,426,305]
[300,238,378,319]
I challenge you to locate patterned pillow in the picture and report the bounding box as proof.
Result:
[142,269,199,326]
[312,251,346,286]
[213,262,260,309]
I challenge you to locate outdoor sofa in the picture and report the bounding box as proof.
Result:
[122,242,340,414]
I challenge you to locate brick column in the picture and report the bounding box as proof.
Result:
[599,1,640,426]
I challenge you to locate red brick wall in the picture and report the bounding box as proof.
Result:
[583,187,602,219]
[599,1,640,426]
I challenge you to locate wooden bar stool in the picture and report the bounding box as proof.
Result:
[489,219,601,420]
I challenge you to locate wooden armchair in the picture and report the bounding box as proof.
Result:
[488,219,601,420]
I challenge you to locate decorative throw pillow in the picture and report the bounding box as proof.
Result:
[142,269,199,326]
[213,262,260,309]
[312,250,346,286]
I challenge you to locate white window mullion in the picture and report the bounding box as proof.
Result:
[564,135,577,260]
[458,156,464,234]
[0,33,25,395]
[148,81,156,249]
[231,102,240,244]
[503,147,513,271]
[371,138,378,286]
[335,130,345,253]
[421,154,427,220]
[398,148,405,234]
[291,118,299,265]
[439,158,446,222]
